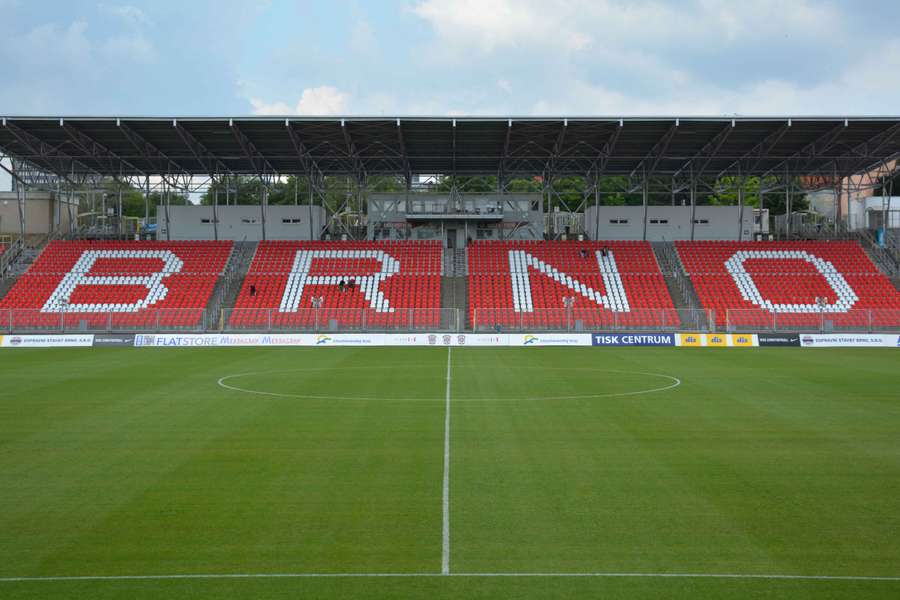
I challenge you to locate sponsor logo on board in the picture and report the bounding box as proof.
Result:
[730,335,755,347]
[592,333,675,346]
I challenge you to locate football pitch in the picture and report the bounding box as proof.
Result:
[1,346,898,599]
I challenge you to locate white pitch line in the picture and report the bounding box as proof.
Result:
[441,346,452,575]
[1,572,898,583]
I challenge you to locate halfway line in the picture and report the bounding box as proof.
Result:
[441,346,452,575]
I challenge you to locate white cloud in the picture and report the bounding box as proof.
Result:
[412,0,840,55]
[407,0,899,116]
[250,85,350,115]
[412,0,590,53]
[528,39,900,116]
[103,4,152,27]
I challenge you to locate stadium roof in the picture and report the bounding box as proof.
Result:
[1,116,899,181]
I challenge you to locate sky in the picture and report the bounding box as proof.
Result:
[1,0,900,119]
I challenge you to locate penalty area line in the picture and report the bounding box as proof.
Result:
[2,572,899,583]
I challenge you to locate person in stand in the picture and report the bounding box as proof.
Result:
[250,284,257,297]
[579,247,588,259]
[601,246,609,258]
[338,279,346,292]
[347,279,356,292]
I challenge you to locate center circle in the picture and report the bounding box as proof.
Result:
[216,367,681,402]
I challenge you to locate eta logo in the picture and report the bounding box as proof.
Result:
[315,334,332,345]
[524,334,539,345]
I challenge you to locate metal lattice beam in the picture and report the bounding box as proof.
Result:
[673,121,735,180]
[173,120,232,177]
[629,121,679,179]
[715,120,792,180]
[60,121,147,178]
[231,120,278,183]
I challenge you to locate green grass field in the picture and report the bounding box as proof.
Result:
[1,347,899,599]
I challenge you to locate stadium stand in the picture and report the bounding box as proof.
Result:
[467,241,678,328]
[229,241,442,329]
[0,240,233,329]
[676,240,900,328]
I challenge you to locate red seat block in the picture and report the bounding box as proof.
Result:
[0,240,233,328]
[467,241,677,328]
[675,240,900,328]
[230,240,442,329]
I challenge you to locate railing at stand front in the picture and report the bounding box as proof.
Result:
[471,308,715,332]
[222,308,460,333]
[725,308,900,333]
[1,309,207,333]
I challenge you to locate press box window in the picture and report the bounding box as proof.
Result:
[693,218,709,224]
[649,219,669,224]
[609,218,629,224]
[282,218,302,224]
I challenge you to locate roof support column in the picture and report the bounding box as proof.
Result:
[17,183,26,238]
[308,176,315,240]
[641,168,649,241]
[144,177,150,237]
[785,167,792,240]
[213,179,219,242]
[737,175,744,242]
[117,188,123,239]
[163,182,171,241]
[260,184,267,241]
[689,172,697,242]
[55,177,62,233]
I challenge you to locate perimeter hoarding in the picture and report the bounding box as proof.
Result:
[0,334,95,348]
[799,334,900,348]
[758,333,801,347]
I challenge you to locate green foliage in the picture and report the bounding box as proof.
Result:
[707,176,810,214]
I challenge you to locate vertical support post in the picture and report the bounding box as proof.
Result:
[758,183,764,240]
[117,188,123,239]
[260,184,267,241]
[784,168,792,240]
[641,168,649,241]
[737,176,744,242]
[17,183,27,238]
[55,178,62,233]
[164,184,171,241]
[213,180,219,241]
[689,174,697,241]
[144,176,150,237]
[309,175,317,240]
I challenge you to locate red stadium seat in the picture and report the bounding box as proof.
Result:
[467,241,677,329]
[0,240,233,330]
[229,241,442,330]
[675,241,900,329]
